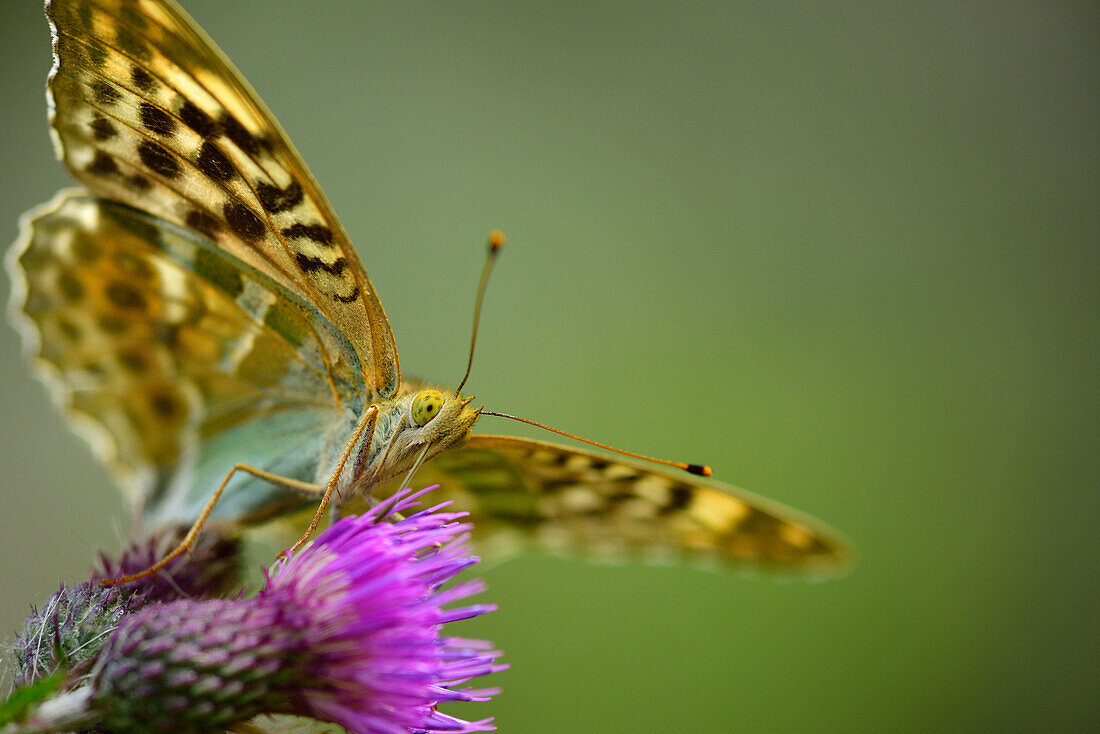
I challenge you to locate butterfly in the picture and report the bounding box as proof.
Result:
[10,0,850,579]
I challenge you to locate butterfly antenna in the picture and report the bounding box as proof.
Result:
[455,230,505,395]
[480,411,713,477]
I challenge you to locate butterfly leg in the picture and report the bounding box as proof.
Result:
[100,406,378,585]
[99,463,322,586]
[284,404,379,556]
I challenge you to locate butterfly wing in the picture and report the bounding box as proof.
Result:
[397,434,851,574]
[9,190,363,525]
[45,0,400,397]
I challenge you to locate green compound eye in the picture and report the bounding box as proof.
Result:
[411,390,444,427]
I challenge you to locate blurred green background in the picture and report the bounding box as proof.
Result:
[1,1,1096,731]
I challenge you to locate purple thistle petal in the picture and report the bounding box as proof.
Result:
[86,486,503,734]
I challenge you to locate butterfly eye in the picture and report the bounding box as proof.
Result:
[412,390,444,426]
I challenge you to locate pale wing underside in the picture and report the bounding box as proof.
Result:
[46,0,400,396]
[385,435,851,575]
[9,191,360,522]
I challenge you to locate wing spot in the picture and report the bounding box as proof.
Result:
[115,253,155,280]
[149,389,183,420]
[156,323,181,349]
[57,319,81,341]
[71,233,101,262]
[82,41,108,69]
[90,115,116,141]
[70,39,108,69]
[91,81,120,105]
[179,100,217,138]
[257,181,304,213]
[185,210,222,239]
[139,101,175,136]
[116,349,148,373]
[281,223,333,246]
[333,285,360,303]
[295,253,346,276]
[87,151,119,177]
[137,140,180,178]
[55,271,84,302]
[129,174,152,191]
[223,201,265,242]
[105,281,146,310]
[661,484,694,514]
[130,65,157,93]
[196,141,235,182]
[219,113,265,155]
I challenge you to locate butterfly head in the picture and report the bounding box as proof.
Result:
[407,389,480,445]
[365,388,481,485]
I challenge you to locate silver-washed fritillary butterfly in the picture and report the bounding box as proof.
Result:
[9,0,850,580]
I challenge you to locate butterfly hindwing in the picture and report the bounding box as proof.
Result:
[45,0,400,397]
[9,190,361,522]
[402,435,850,573]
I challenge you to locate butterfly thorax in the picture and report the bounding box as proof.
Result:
[339,383,479,495]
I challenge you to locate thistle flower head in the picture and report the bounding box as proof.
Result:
[92,523,243,602]
[12,525,241,686]
[84,488,504,734]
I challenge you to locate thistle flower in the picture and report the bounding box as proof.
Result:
[92,523,244,603]
[12,525,242,686]
[9,488,504,734]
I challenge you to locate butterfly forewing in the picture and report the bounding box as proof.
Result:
[381,435,850,574]
[10,190,360,520]
[45,0,399,397]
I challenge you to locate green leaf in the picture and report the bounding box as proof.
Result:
[0,670,67,725]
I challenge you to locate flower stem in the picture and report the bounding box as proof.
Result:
[1,687,96,734]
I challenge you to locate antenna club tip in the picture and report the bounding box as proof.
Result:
[687,463,712,477]
[488,229,505,251]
